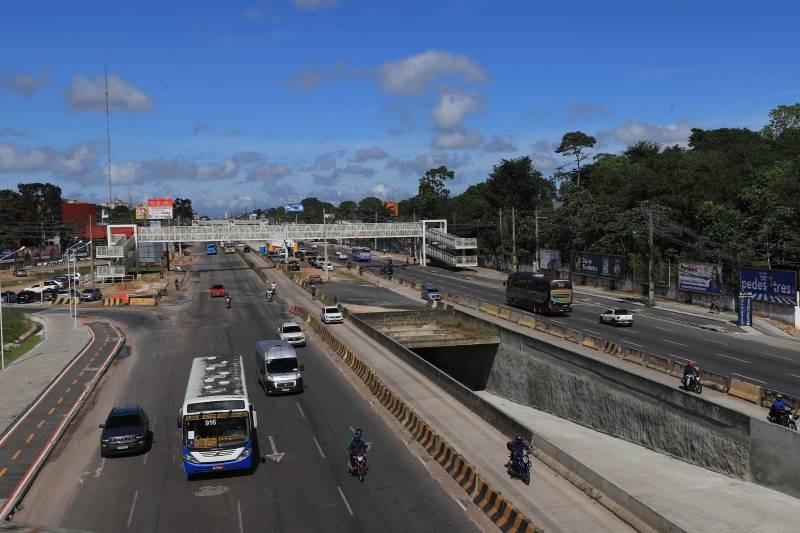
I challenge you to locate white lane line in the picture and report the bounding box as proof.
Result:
[93,457,106,478]
[669,353,689,361]
[337,486,354,516]
[715,353,751,364]
[312,437,326,459]
[296,402,306,419]
[731,373,766,384]
[584,329,603,336]
[790,373,800,379]
[551,320,566,325]
[622,341,643,347]
[142,452,148,465]
[417,456,427,467]
[662,339,688,347]
[237,500,244,533]
[452,497,467,512]
[126,490,139,528]
[765,352,794,361]
[652,325,675,332]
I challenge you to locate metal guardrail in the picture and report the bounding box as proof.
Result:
[427,228,477,250]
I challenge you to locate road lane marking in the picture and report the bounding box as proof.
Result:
[12,450,21,460]
[47,407,55,415]
[72,379,78,385]
[36,420,44,429]
[551,320,566,325]
[707,339,728,346]
[452,497,467,512]
[715,353,750,364]
[765,352,793,361]
[94,458,106,478]
[25,433,34,444]
[312,437,326,459]
[56,397,64,404]
[622,341,643,347]
[417,456,427,467]
[65,387,71,393]
[669,354,688,361]
[662,340,688,347]
[349,426,355,434]
[237,500,244,533]
[579,318,598,323]
[0,468,6,478]
[296,402,306,419]
[78,371,84,377]
[584,329,602,336]
[126,490,138,528]
[337,486,354,516]
[652,326,675,332]
[790,374,800,379]
[731,373,766,384]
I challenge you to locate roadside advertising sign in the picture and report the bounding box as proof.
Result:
[285,203,304,212]
[739,268,797,305]
[538,249,561,270]
[573,252,626,279]
[135,205,149,220]
[147,198,173,219]
[678,262,723,295]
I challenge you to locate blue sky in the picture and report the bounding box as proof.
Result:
[1,0,798,215]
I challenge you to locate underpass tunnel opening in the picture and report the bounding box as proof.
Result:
[411,343,499,391]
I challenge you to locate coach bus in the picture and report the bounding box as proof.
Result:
[178,356,257,475]
[505,272,573,315]
[206,243,217,255]
[351,246,372,262]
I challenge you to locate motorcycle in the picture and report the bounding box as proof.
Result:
[505,448,531,485]
[266,290,274,302]
[768,406,798,431]
[350,454,368,482]
[682,374,703,394]
[225,296,232,309]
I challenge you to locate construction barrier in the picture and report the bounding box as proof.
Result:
[497,307,511,320]
[103,297,127,306]
[288,304,541,533]
[479,302,500,316]
[53,296,79,305]
[129,294,158,306]
[534,321,548,333]
[111,294,130,304]
[700,370,729,393]
[602,341,621,356]
[516,315,536,330]
[728,377,763,404]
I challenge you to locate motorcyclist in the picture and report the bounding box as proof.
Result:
[270,281,277,292]
[346,428,369,472]
[225,294,232,308]
[506,435,530,472]
[769,394,788,423]
[174,279,179,290]
[682,361,699,388]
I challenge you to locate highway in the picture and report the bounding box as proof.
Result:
[326,245,800,398]
[15,249,484,532]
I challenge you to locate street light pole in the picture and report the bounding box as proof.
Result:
[1,246,26,371]
[64,241,84,328]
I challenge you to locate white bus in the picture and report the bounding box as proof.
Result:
[177,356,257,475]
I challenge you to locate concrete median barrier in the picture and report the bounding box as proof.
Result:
[534,321,548,333]
[700,370,729,393]
[728,377,763,404]
[669,361,685,378]
[103,297,127,306]
[602,341,620,356]
[621,347,645,365]
[129,294,158,306]
[644,353,671,373]
[580,335,602,350]
[564,328,583,344]
[497,307,511,320]
[479,302,500,316]
[517,315,536,330]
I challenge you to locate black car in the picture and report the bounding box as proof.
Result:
[15,290,37,304]
[0,291,16,303]
[99,405,151,457]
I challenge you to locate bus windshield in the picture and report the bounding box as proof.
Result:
[183,411,249,450]
[550,280,572,289]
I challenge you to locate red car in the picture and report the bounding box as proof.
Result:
[210,284,226,297]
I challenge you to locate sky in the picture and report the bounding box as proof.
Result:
[1,0,798,216]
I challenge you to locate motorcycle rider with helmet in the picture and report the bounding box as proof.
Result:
[506,435,530,476]
[682,361,699,389]
[346,428,369,472]
[769,393,788,424]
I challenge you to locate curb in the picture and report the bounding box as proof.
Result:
[289,304,541,533]
[0,323,125,520]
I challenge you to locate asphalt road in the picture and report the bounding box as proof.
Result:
[14,248,481,532]
[327,245,800,397]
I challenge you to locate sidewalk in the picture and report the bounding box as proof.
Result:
[0,313,91,435]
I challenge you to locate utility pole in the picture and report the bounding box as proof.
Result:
[323,208,329,281]
[499,208,503,264]
[374,211,378,251]
[104,62,113,206]
[648,208,655,307]
[511,207,517,272]
[90,215,95,289]
[535,207,540,270]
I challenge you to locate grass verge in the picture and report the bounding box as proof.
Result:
[2,309,31,342]
[3,333,43,366]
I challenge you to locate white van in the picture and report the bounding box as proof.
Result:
[254,340,304,395]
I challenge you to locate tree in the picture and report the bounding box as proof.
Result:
[485,156,551,212]
[555,131,597,186]
[337,200,358,221]
[0,189,21,248]
[109,205,134,223]
[16,182,63,246]
[173,198,194,222]
[357,196,390,221]
[761,102,800,139]
[417,165,454,218]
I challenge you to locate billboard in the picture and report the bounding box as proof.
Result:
[740,268,797,305]
[573,252,626,279]
[678,262,723,295]
[538,249,561,270]
[135,205,148,220]
[382,201,399,217]
[147,198,173,219]
[285,203,304,212]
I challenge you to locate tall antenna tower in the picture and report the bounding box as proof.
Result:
[104,62,113,206]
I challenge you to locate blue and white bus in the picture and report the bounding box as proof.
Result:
[206,243,217,255]
[178,356,257,475]
[351,246,372,262]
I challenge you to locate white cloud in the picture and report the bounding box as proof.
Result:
[483,134,516,153]
[65,74,154,112]
[377,50,489,95]
[303,154,338,172]
[0,142,98,175]
[566,103,611,121]
[431,128,484,150]
[353,145,388,162]
[2,70,51,96]
[430,91,482,130]
[247,162,293,182]
[193,123,209,134]
[293,0,340,11]
[312,164,375,186]
[195,158,239,181]
[387,152,470,176]
[530,140,559,172]
[372,183,391,197]
[597,120,695,146]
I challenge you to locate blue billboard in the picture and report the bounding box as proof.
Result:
[739,268,797,305]
[285,203,304,212]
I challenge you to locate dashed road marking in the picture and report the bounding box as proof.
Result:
[72,379,78,385]
[47,407,55,415]
[36,420,44,429]
[669,354,688,361]
[662,339,688,347]
[584,329,602,336]
[296,402,306,419]
[765,352,793,361]
[65,387,71,393]
[652,325,675,332]
[126,490,138,528]
[715,353,750,364]
[337,486,354,516]
[417,456,427,467]
[56,397,64,404]
[790,373,800,379]
[11,450,21,460]
[707,339,728,346]
[452,497,467,512]
[0,468,6,478]
[622,341,643,347]
[312,437,326,459]
[25,433,34,444]
[731,373,766,384]
[237,500,244,533]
